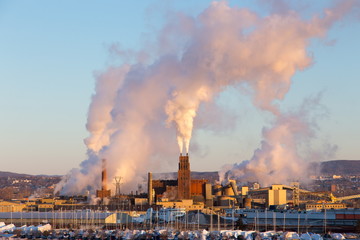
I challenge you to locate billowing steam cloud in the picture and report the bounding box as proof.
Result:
[219,95,338,186]
[166,86,211,153]
[56,1,358,195]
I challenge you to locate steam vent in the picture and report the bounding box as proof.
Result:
[178,153,191,199]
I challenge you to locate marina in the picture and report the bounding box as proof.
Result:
[0,207,359,239]
[0,223,359,239]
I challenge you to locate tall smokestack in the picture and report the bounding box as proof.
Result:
[101,158,107,191]
[178,153,191,199]
[148,172,153,205]
[96,158,111,199]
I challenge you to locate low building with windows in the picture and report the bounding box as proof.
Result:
[0,201,26,212]
[156,199,204,211]
[305,202,346,210]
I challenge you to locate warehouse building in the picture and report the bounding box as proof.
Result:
[0,211,118,228]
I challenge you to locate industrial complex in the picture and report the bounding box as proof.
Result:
[1,153,360,234]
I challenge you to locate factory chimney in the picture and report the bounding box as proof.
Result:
[96,159,111,199]
[101,158,107,190]
[178,153,191,199]
[148,172,153,205]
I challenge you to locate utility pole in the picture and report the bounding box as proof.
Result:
[114,176,123,197]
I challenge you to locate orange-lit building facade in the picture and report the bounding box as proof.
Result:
[191,179,208,197]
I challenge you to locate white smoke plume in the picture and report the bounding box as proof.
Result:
[56,1,358,195]
[219,95,338,186]
[84,66,130,153]
[166,86,211,153]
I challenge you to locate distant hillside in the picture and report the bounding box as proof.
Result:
[191,171,219,182]
[0,171,60,178]
[153,171,219,183]
[319,160,360,175]
[0,171,32,178]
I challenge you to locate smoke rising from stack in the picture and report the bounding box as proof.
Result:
[55,1,358,195]
[219,95,338,186]
[166,86,211,153]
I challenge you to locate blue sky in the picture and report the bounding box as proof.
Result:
[0,0,359,175]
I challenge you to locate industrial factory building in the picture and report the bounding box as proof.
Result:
[0,201,25,212]
[66,152,360,214]
[146,153,257,210]
[148,153,210,205]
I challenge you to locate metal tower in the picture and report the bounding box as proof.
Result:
[292,182,300,206]
[114,176,122,197]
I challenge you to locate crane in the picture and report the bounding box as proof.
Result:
[300,191,360,203]
[332,194,360,203]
